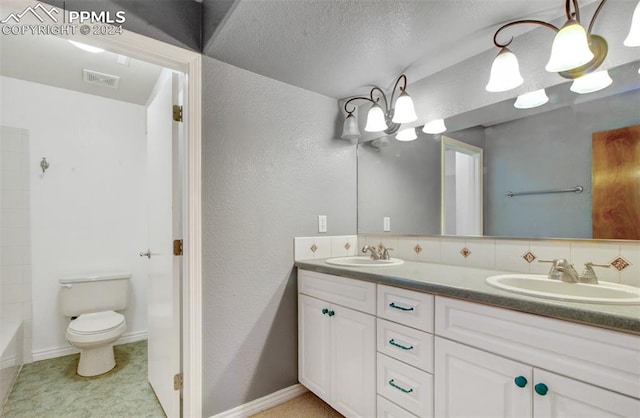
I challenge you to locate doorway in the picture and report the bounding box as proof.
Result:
[441,136,484,236]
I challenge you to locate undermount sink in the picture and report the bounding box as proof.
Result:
[325,256,404,267]
[486,274,640,305]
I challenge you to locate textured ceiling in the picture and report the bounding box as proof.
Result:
[204,0,602,99]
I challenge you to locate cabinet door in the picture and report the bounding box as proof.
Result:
[298,294,332,403]
[331,304,376,418]
[435,337,532,418]
[533,369,640,418]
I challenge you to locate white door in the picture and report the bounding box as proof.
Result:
[435,337,532,418]
[146,70,183,417]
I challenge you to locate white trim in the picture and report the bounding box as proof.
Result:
[209,384,309,418]
[31,330,149,362]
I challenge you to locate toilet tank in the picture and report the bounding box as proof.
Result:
[59,272,130,317]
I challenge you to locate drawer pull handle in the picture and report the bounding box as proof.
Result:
[327,310,335,317]
[514,376,528,388]
[321,308,328,315]
[389,379,413,394]
[534,383,548,396]
[389,339,414,350]
[389,302,414,311]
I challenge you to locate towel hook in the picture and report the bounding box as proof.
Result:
[40,157,49,173]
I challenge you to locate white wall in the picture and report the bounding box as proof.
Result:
[0,76,149,360]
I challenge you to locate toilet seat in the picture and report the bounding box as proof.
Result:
[68,311,125,335]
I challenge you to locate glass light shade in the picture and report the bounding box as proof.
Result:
[545,20,594,72]
[396,127,417,141]
[392,91,417,123]
[570,70,612,94]
[486,48,524,92]
[422,119,447,134]
[514,89,549,109]
[68,40,105,53]
[341,113,360,140]
[624,1,640,47]
[364,102,388,132]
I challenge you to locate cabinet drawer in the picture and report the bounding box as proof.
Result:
[377,395,418,418]
[298,269,376,314]
[377,353,433,417]
[377,318,433,373]
[378,285,434,332]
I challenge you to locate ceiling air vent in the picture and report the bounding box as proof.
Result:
[82,69,120,89]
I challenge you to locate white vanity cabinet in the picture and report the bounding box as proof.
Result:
[434,296,640,418]
[298,270,376,417]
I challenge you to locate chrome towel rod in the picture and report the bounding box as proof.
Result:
[506,185,583,198]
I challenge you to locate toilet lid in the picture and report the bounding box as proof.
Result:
[68,311,125,335]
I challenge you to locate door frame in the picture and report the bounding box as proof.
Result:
[64,24,203,418]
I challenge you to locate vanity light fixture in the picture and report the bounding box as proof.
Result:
[396,127,417,141]
[341,74,417,140]
[422,118,447,134]
[569,70,613,94]
[68,40,105,54]
[514,89,549,109]
[486,0,612,92]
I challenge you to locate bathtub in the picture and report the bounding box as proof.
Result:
[0,321,23,409]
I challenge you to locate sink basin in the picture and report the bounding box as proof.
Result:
[325,256,404,267]
[486,274,640,304]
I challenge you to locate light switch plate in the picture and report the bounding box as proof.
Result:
[383,217,391,232]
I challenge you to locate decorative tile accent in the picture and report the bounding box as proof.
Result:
[414,244,423,255]
[610,256,630,271]
[377,242,385,251]
[310,244,318,253]
[344,242,351,251]
[522,251,537,263]
[460,247,471,258]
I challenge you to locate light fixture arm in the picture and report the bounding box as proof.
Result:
[587,0,608,34]
[389,74,408,110]
[493,20,559,48]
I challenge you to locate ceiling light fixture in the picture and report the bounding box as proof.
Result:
[68,40,105,54]
[341,74,417,140]
[514,89,549,109]
[396,127,417,142]
[486,0,614,92]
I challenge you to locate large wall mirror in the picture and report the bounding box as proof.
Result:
[358,60,640,240]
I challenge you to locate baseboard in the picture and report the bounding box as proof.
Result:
[31,330,148,362]
[210,384,308,418]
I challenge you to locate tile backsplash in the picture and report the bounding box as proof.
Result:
[358,234,640,287]
[294,235,357,261]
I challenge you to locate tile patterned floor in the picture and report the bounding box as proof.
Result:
[250,392,343,418]
[1,340,165,418]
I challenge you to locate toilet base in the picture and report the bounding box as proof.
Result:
[77,343,116,377]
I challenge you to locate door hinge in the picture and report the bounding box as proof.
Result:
[173,239,183,256]
[172,105,183,122]
[173,372,183,391]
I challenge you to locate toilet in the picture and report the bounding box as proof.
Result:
[58,272,130,377]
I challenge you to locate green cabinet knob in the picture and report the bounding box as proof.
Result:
[514,376,528,388]
[327,310,335,317]
[534,383,548,396]
[321,308,328,315]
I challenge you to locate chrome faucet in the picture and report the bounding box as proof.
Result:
[362,244,394,260]
[539,259,579,283]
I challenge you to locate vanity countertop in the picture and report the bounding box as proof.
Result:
[295,259,640,335]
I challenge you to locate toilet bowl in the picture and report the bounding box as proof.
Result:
[59,272,130,377]
[66,311,127,376]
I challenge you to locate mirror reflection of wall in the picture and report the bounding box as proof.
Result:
[358,62,640,239]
